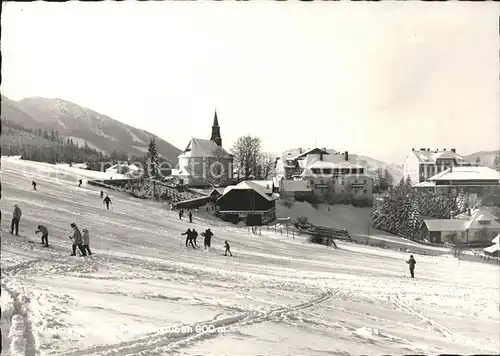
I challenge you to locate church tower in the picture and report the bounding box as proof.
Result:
[210,110,222,147]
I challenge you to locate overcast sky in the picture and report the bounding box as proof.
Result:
[3,2,499,164]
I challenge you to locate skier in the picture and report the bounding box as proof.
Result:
[178,209,184,220]
[82,228,92,256]
[188,211,193,223]
[69,223,86,256]
[181,229,196,249]
[35,225,49,247]
[202,228,213,249]
[32,181,37,191]
[103,195,112,210]
[78,179,83,187]
[192,229,199,247]
[224,241,233,256]
[11,204,22,236]
[100,190,104,199]
[406,255,416,278]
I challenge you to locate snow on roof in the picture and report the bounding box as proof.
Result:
[209,187,225,195]
[423,219,467,231]
[412,149,465,164]
[492,234,500,244]
[178,138,232,159]
[308,160,364,170]
[464,209,500,230]
[484,244,500,254]
[248,180,274,193]
[427,166,500,181]
[221,181,279,201]
[414,181,436,188]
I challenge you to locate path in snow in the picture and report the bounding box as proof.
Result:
[1,158,499,355]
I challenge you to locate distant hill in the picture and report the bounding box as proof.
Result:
[463,150,499,169]
[1,95,181,163]
[350,154,403,182]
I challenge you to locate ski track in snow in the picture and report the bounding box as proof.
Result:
[55,289,336,356]
[1,157,499,355]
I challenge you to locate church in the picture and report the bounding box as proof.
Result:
[174,111,234,187]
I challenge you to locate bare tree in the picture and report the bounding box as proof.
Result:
[257,152,277,180]
[231,135,262,180]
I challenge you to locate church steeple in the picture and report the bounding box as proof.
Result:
[210,110,222,146]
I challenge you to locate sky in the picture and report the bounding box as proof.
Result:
[2,1,499,165]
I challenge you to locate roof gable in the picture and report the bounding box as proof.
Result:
[179,138,232,158]
[427,166,500,181]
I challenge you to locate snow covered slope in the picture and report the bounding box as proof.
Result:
[1,158,499,355]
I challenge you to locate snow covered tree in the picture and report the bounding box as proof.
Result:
[456,188,467,214]
[257,152,277,180]
[146,137,160,179]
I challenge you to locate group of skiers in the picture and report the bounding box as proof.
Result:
[10,203,92,255]
[181,227,232,256]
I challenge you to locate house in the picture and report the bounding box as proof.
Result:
[105,163,142,177]
[216,180,280,226]
[174,111,234,187]
[419,208,500,244]
[275,147,373,205]
[414,166,500,197]
[402,148,477,185]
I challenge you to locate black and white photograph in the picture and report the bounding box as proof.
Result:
[1,2,499,355]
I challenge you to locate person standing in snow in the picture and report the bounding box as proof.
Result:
[11,204,22,236]
[103,195,112,210]
[69,223,86,256]
[35,225,49,247]
[406,255,416,278]
[178,209,184,220]
[224,241,233,256]
[191,229,199,247]
[181,229,196,249]
[82,228,92,256]
[78,179,83,187]
[202,229,213,249]
[32,181,37,191]
[188,211,193,223]
[100,190,104,199]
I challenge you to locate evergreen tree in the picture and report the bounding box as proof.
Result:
[146,137,160,179]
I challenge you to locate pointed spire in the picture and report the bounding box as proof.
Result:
[213,109,219,127]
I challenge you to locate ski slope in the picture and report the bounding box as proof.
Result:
[1,158,499,355]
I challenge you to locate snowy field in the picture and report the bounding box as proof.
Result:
[1,157,499,355]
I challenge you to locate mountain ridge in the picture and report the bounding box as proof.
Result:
[1,95,182,163]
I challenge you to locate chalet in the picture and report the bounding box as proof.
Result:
[216,181,280,226]
[419,208,500,244]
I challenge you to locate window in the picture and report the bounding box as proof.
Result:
[363,179,367,184]
[478,220,491,225]
[363,189,367,194]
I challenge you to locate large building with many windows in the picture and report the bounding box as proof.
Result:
[402,148,477,185]
[275,147,373,204]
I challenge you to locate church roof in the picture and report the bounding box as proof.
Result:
[178,138,232,158]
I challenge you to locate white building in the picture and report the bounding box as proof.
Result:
[402,148,477,185]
